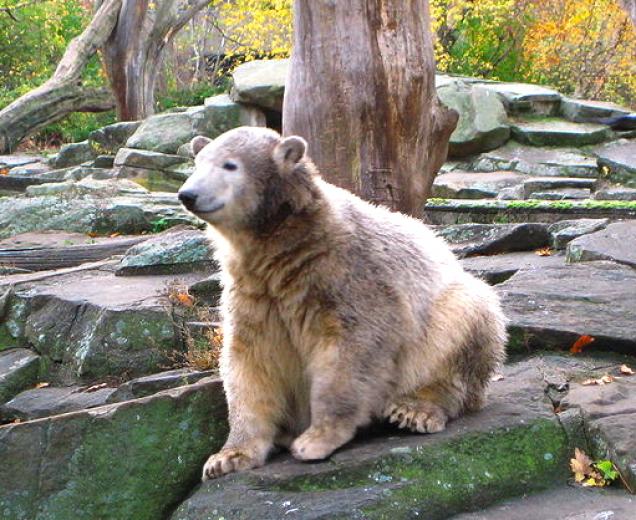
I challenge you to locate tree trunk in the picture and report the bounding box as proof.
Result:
[0,0,121,153]
[101,0,212,121]
[283,0,458,216]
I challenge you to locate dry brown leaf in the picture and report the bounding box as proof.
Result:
[570,335,595,354]
[0,168,9,176]
[490,374,504,382]
[86,232,98,238]
[35,382,50,389]
[535,247,553,256]
[620,364,634,375]
[571,448,593,482]
[85,383,108,393]
[109,232,121,238]
[599,374,614,385]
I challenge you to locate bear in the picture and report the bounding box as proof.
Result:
[177,126,507,481]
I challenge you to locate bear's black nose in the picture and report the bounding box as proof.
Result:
[178,190,198,211]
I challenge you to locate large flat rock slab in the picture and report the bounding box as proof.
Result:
[2,267,206,380]
[0,385,116,421]
[477,82,561,115]
[437,223,549,257]
[452,485,635,520]
[230,59,289,112]
[433,171,526,199]
[594,140,636,187]
[0,349,40,403]
[0,377,227,520]
[511,120,612,147]
[172,360,570,520]
[566,221,636,268]
[499,262,636,354]
[461,251,564,284]
[468,141,599,178]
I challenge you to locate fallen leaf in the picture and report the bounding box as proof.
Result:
[109,232,121,238]
[86,232,98,238]
[535,247,553,256]
[85,383,108,393]
[570,335,595,354]
[35,382,50,389]
[581,374,614,386]
[0,168,8,176]
[176,292,194,307]
[620,364,634,375]
[571,447,593,482]
[490,374,504,382]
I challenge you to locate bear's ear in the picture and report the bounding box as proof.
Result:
[273,136,307,172]
[191,136,212,156]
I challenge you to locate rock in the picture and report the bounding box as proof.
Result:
[521,177,596,198]
[437,83,510,157]
[107,368,214,403]
[594,186,636,201]
[432,171,526,199]
[594,140,636,187]
[424,198,636,226]
[437,223,550,257]
[560,97,630,123]
[0,155,45,169]
[114,148,189,170]
[478,82,561,115]
[499,262,636,353]
[114,148,194,192]
[172,359,571,520]
[0,192,196,239]
[126,95,265,154]
[469,141,599,178]
[3,267,206,380]
[548,218,609,250]
[461,251,564,284]
[116,226,215,276]
[51,141,97,169]
[188,272,223,306]
[531,188,591,200]
[566,221,636,268]
[0,377,227,520]
[25,177,149,198]
[88,121,141,154]
[497,185,526,200]
[230,58,289,111]
[0,385,116,421]
[453,485,636,520]
[8,162,51,176]
[510,120,613,147]
[0,349,40,403]
[92,155,115,168]
[563,375,636,492]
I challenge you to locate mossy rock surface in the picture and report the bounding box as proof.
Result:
[172,359,572,519]
[0,378,228,520]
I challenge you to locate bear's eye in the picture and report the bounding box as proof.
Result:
[222,161,238,171]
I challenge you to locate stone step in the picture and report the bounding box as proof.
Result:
[451,485,635,520]
[0,231,148,272]
[0,385,116,422]
[0,349,40,403]
[433,171,597,200]
[593,140,636,188]
[1,267,208,381]
[424,198,636,225]
[566,221,636,269]
[510,119,613,147]
[0,376,227,520]
[171,359,572,520]
[500,261,636,355]
[461,141,599,178]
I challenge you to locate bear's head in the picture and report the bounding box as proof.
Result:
[178,127,313,233]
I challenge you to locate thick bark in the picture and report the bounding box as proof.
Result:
[101,0,212,121]
[283,0,458,216]
[0,0,121,153]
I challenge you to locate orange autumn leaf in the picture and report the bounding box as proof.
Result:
[570,335,595,354]
[176,292,194,307]
[109,232,121,238]
[0,168,9,176]
[35,382,50,389]
[535,247,553,256]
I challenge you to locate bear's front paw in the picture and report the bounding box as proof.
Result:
[201,448,262,481]
[291,426,344,461]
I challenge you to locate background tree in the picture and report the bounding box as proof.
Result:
[283,0,458,216]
